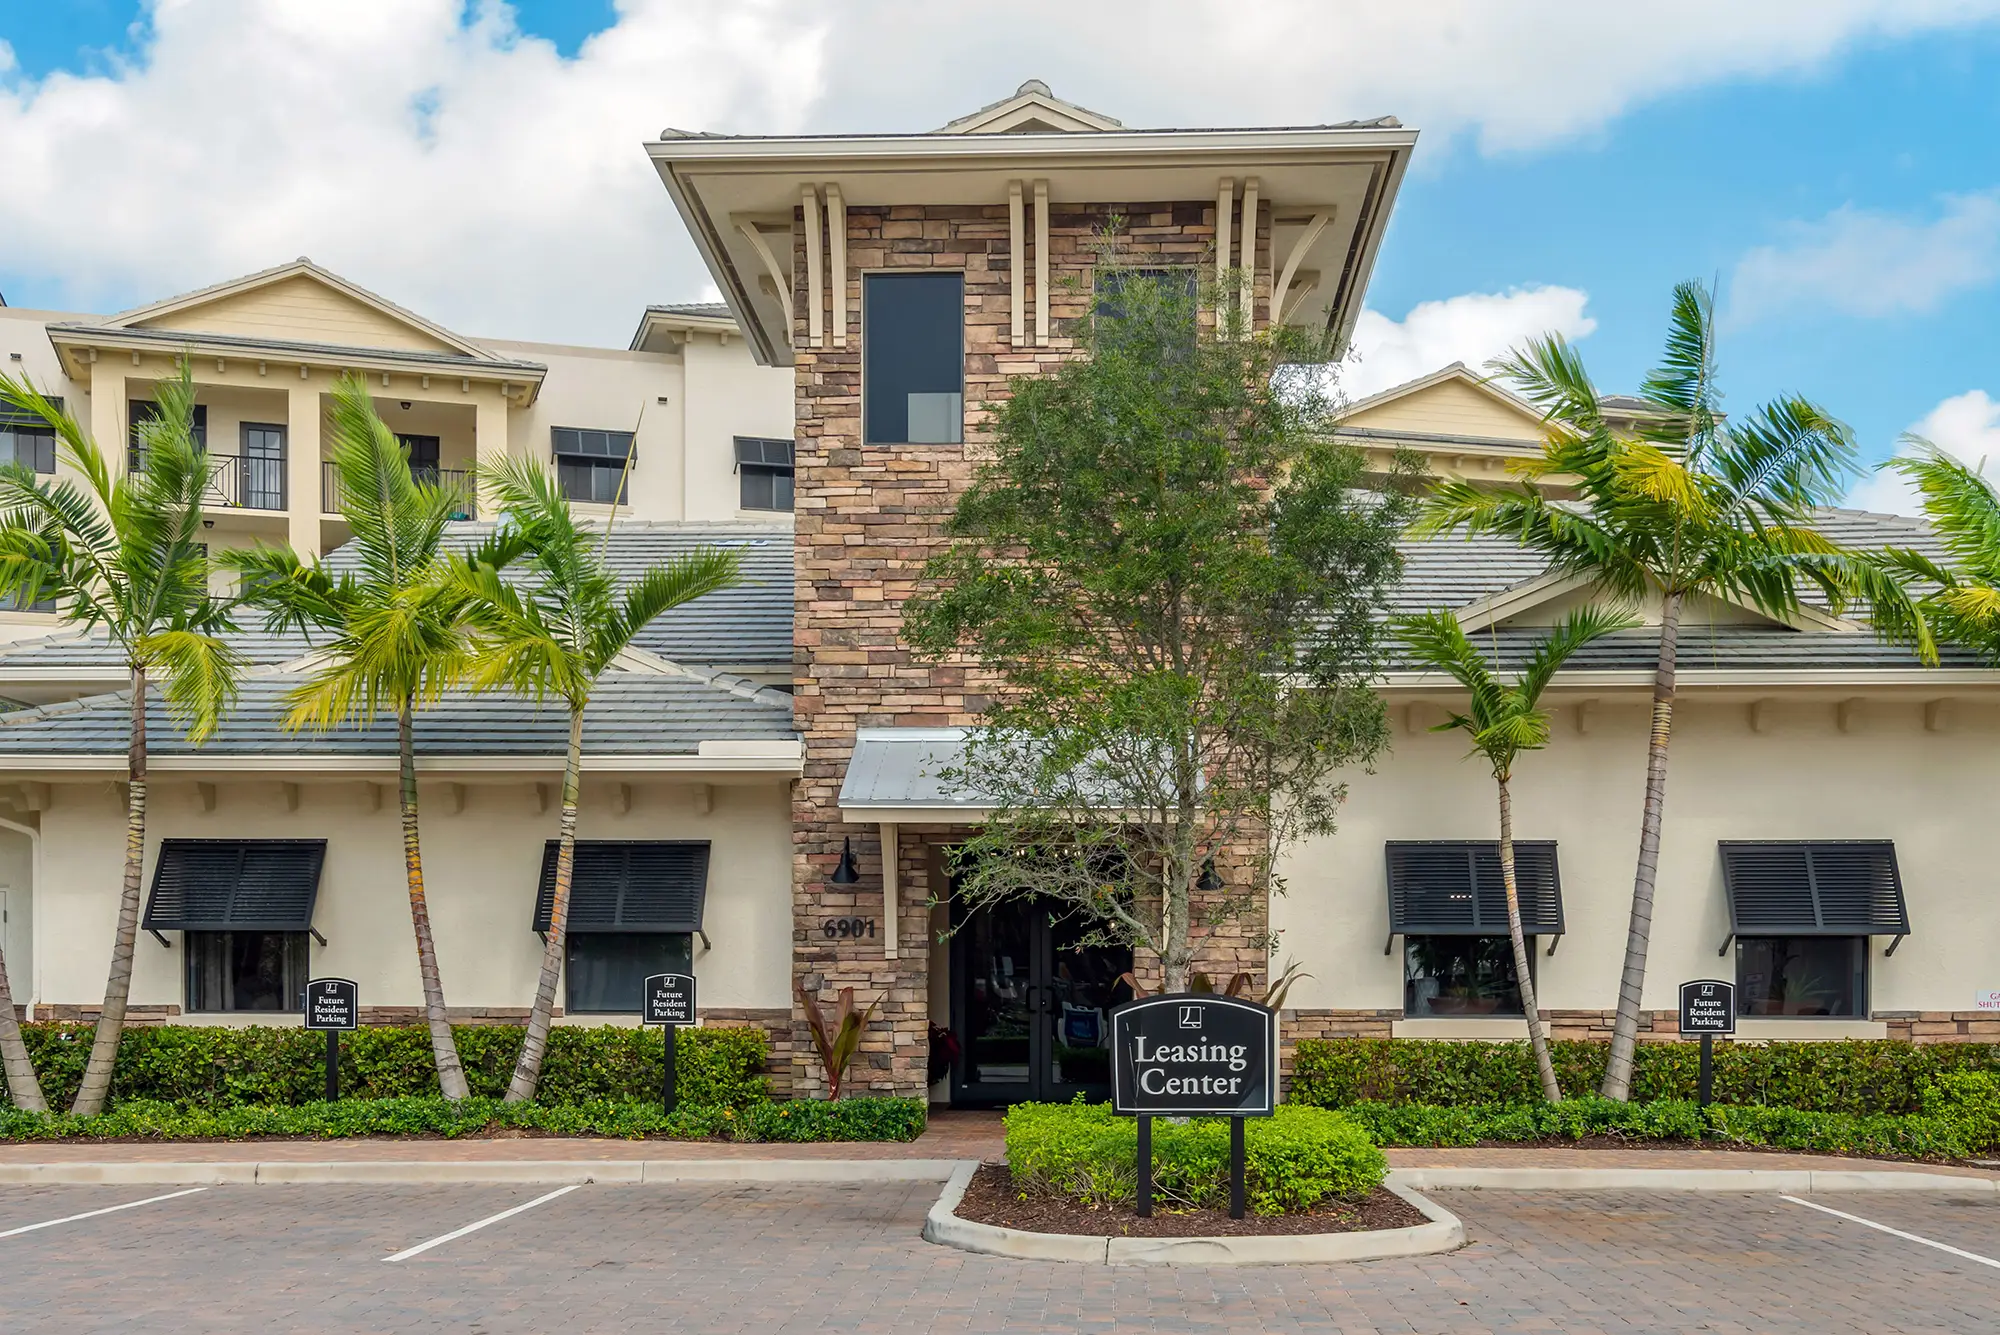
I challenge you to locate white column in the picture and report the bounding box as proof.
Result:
[88,366,126,478]
[826,184,847,350]
[880,821,899,960]
[1215,177,1235,308]
[800,185,825,349]
[474,386,510,515]
[1239,177,1260,330]
[286,377,322,556]
[1008,181,1026,348]
[1033,180,1050,346]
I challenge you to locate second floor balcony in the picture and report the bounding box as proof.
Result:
[321,460,476,519]
[128,448,286,512]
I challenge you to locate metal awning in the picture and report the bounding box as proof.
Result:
[1384,840,1564,955]
[1719,840,1909,955]
[837,727,991,822]
[142,839,327,944]
[532,840,710,934]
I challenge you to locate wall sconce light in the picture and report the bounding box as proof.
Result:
[1196,857,1222,893]
[830,836,861,885]
[399,401,412,410]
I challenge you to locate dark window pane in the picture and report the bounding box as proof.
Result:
[0,426,55,474]
[1736,936,1866,1017]
[185,930,308,1013]
[1404,935,1528,1017]
[130,400,207,452]
[740,464,793,511]
[864,272,963,445]
[1094,267,1200,351]
[397,434,441,472]
[556,458,628,505]
[565,933,693,1014]
[240,424,286,510]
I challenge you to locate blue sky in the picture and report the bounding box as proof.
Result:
[3,2,1998,509]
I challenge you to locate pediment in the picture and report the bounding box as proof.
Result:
[110,260,486,358]
[1456,571,1857,634]
[1343,363,1546,443]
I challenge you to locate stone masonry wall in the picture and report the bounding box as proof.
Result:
[791,197,1272,1099]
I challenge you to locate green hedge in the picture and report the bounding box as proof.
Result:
[1341,1072,2000,1161]
[0,1095,928,1144]
[1005,1101,1386,1215]
[4,1023,769,1111]
[1292,1038,2000,1115]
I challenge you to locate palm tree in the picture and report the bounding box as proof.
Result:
[1395,606,1638,1103]
[228,374,500,1100]
[1867,444,2000,658]
[1416,281,1929,1100]
[0,362,241,1115]
[452,457,740,1102]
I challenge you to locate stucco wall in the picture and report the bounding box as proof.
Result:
[680,332,796,524]
[488,339,687,521]
[30,776,794,1021]
[1274,691,2000,1038]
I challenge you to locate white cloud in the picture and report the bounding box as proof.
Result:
[1731,192,2000,323]
[1847,390,2000,515]
[1344,286,1596,400]
[0,0,826,343]
[1,1,1998,344]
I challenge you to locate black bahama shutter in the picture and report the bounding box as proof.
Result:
[532,840,710,934]
[0,395,60,429]
[1720,841,1908,937]
[142,839,327,933]
[1385,841,1564,948]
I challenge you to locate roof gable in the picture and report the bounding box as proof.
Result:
[933,80,1123,134]
[1342,363,1545,442]
[108,259,487,358]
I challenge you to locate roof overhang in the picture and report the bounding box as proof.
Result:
[1378,668,2000,691]
[647,123,1418,366]
[0,746,803,781]
[45,324,550,406]
[628,305,742,352]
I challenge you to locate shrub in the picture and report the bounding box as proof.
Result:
[1290,1038,2000,1116]
[0,1094,922,1143]
[4,1023,769,1111]
[1004,1100,1386,1216]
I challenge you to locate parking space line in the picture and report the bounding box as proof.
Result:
[0,1187,208,1239]
[1781,1194,2000,1271]
[383,1184,583,1263]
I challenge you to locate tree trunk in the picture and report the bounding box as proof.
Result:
[1600,589,1683,1101]
[1498,775,1561,1104]
[506,705,583,1103]
[0,936,45,1113]
[72,665,150,1115]
[400,698,469,1101]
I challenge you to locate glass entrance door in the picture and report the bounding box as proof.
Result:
[949,898,1132,1106]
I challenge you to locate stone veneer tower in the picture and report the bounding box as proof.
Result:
[650,83,1418,1098]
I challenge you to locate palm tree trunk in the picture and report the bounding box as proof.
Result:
[1498,775,1561,1103]
[1600,589,1683,1100]
[0,937,45,1113]
[72,666,149,1115]
[400,698,469,1101]
[506,705,583,1103]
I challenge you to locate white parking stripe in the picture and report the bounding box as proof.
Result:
[383,1184,583,1263]
[1781,1194,2000,1271]
[0,1187,208,1239]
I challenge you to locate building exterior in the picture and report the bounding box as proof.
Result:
[3,84,1997,1113]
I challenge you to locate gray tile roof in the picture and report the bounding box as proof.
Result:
[0,629,314,671]
[644,302,733,319]
[0,671,794,758]
[322,521,795,670]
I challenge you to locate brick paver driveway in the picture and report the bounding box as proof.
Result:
[3,1182,1998,1332]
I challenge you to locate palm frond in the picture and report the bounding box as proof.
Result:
[1515,604,1642,704]
[135,628,244,743]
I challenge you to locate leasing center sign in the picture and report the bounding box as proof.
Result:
[1111,994,1277,1117]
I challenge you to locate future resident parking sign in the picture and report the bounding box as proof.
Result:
[1110,994,1276,1117]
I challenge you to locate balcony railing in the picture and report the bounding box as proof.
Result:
[321,461,475,519]
[129,450,285,512]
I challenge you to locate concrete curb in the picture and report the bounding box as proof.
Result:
[0,1158,968,1187]
[920,1166,1467,1266]
[1386,1167,2000,1194]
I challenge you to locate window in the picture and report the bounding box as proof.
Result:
[240,423,286,510]
[0,396,58,475]
[396,433,441,478]
[185,930,309,1013]
[128,401,208,471]
[863,272,963,445]
[1405,935,1530,1017]
[735,437,794,512]
[530,840,710,1015]
[1736,936,1867,1018]
[551,427,633,504]
[1093,267,1199,352]
[566,932,694,1015]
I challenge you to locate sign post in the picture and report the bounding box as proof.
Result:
[1677,979,1736,1108]
[303,978,359,1100]
[643,972,697,1112]
[1111,994,1276,1221]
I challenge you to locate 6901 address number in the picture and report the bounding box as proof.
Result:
[820,917,877,940]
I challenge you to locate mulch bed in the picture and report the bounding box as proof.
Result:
[952,1162,1429,1238]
